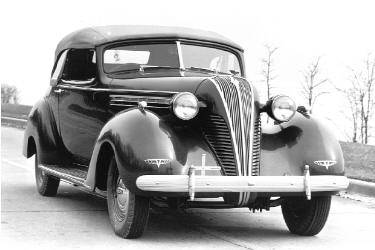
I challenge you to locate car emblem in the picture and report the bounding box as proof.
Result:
[313,160,337,170]
[144,159,171,168]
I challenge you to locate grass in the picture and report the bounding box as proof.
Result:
[1,104,374,182]
[340,142,375,183]
[1,103,32,120]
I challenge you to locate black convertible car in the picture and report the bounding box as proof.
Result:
[23,25,349,238]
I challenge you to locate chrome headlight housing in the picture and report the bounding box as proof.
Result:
[172,92,199,120]
[267,95,296,122]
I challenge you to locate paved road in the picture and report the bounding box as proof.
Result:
[1,126,375,250]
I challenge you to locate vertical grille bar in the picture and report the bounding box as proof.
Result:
[252,117,261,176]
[213,76,257,175]
[202,114,238,176]
[205,76,260,206]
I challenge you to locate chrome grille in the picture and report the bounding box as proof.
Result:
[201,114,238,176]
[252,117,261,176]
[109,94,172,109]
[213,76,256,177]
[205,76,260,206]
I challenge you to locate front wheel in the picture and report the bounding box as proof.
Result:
[281,196,331,236]
[107,157,150,239]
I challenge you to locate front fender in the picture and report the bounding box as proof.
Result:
[260,112,344,176]
[85,108,219,194]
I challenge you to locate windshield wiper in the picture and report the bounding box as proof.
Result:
[186,67,215,73]
[230,70,240,76]
[108,68,140,75]
[141,65,184,71]
[186,67,231,75]
[108,65,183,75]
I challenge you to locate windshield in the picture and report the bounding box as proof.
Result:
[180,44,241,75]
[103,42,242,75]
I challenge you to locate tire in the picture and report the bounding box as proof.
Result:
[107,157,150,239]
[281,196,331,236]
[35,153,60,196]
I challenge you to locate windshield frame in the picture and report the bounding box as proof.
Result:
[100,39,244,77]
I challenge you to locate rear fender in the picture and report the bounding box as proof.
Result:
[260,112,345,176]
[22,99,66,164]
[85,108,220,194]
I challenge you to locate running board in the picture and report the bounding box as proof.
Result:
[38,164,107,198]
[38,164,88,188]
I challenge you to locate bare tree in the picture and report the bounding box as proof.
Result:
[1,84,19,104]
[300,57,329,113]
[352,55,375,144]
[261,44,278,100]
[335,83,361,142]
[336,54,375,144]
[362,55,375,144]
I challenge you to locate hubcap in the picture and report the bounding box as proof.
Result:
[38,169,45,183]
[35,158,45,186]
[115,178,128,212]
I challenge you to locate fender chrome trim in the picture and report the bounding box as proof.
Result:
[58,84,178,96]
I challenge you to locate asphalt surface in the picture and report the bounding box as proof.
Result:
[1,126,375,250]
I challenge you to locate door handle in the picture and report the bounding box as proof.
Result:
[54,89,64,94]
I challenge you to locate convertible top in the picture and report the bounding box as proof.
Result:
[55,25,243,59]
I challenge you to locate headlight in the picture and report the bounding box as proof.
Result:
[172,92,199,120]
[269,95,296,122]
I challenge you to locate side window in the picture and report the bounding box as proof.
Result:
[61,49,96,84]
[51,50,68,81]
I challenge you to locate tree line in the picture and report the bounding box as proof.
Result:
[1,84,19,104]
[261,45,374,144]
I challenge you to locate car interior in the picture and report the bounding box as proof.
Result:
[62,49,96,81]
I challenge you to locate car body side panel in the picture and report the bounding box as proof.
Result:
[85,108,220,195]
[58,83,108,166]
[260,112,345,177]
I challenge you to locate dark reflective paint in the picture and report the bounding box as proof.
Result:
[85,109,219,195]
[23,97,67,164]
[58,81,107,165]
[260,112,344,176]
[109,74,209,94]
[22,72,212,167]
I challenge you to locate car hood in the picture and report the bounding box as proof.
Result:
[108,72,220,94]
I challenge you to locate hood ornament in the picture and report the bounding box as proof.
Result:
[144,159,171,168]
[314,160,337,170]
[138,101,147,112]
[230,76,240,86]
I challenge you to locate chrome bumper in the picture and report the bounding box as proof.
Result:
[136,165,349,201]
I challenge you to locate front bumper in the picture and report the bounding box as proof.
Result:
[136,166,349,200]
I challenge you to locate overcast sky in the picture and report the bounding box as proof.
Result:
[1,0,374,142]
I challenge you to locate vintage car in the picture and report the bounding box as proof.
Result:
[23,25,349,239]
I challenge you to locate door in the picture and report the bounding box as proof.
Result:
[56,49,103,166]
[49,50,68,130]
